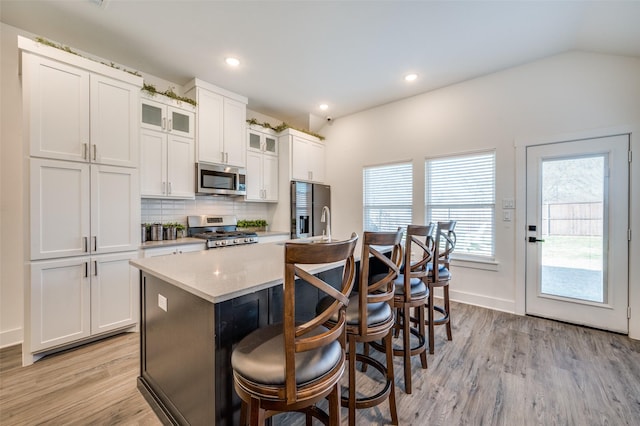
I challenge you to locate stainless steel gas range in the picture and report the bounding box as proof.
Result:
[188,215,258,248]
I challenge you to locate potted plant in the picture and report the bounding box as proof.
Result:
[237,219,268,232]
[175,223,186,238]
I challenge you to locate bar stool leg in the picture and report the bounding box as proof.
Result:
[428,285,435,355]
[402,305,412,394]
[417,305,428,368]
[348,337,357,426]
[445,285,452,340]
[384,332,399,424]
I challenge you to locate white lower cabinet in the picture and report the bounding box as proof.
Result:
[29,252,138,352]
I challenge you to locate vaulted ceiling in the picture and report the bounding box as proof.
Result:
[2,1,639,127]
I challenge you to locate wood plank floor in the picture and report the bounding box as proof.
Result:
[1,302,639,425]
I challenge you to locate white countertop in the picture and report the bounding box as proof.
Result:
[130,236,363,304]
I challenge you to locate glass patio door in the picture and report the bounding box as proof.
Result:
[525,135,629,333]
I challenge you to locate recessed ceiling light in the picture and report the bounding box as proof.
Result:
[404,73,418,82]
[319,104,329,111]
[225,57,240,67]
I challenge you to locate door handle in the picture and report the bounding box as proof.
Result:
[528,237,545,243]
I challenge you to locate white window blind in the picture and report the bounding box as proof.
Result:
[425,152,495,259]
[363,162,413,233]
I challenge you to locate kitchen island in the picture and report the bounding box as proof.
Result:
[130,238,357,425]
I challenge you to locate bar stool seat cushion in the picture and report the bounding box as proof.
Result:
[231,323,342,386]
[391,274,427,296]
[317,294,392,327]
[427,263,451,280]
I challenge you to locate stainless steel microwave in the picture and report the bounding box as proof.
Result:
[196,162,246,196]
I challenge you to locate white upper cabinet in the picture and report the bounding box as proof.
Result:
[184,78,248,167]
[30,158,140,261]
[284,131,325,183]
[246,126,279,202]
[140,131,194,199]
[22,49,141,168]
[23,54,90,163]
[90,75,139,167]
[140,93,195,199]
[141,93,195,138]
[223,97,247,166]
[247,126,278,155]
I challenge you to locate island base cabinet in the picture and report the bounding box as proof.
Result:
[140,273,216,425]
[138,265,347,425]
[215,291,269,425]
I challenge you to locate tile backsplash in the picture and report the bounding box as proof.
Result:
[141,197,272,227]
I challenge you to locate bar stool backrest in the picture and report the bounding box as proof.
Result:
[432,221,457,278]
[283,233,358,403]
[399,224,436,299]
[359,229,403,336]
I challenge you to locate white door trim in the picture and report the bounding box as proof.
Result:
[515,124,640,340]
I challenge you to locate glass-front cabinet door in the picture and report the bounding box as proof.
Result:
[264,134,277,155]
[141,99,165,131]
[168,107,194,138]
[141,96,194,138]
[247,127,278,156]
[248,131,262,151]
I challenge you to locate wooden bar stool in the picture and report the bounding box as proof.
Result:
[384,224,434,394]
[426,221,456,354]
[231,234,358,425]
[318,229,403,425]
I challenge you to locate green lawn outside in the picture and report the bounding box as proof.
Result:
[541,235,603,270]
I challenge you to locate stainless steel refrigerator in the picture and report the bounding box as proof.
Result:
[290,181,331,239]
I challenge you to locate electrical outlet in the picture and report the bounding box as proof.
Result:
[158,294,168,312]
[503,210,513,222]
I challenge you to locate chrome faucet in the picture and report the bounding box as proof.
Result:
[320,206,331,241]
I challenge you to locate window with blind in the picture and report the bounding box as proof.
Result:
[363,162,413,233]
[425,151,495,259]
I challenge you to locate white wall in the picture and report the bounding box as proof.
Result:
[1,24,26,347]
[320,51,640,335]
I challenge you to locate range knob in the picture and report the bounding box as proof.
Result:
[233,239,241,244]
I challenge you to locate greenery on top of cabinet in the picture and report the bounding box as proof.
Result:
[142,83,197,107]
[246,118,325,141]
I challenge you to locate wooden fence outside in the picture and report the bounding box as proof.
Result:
[541,202,603,236]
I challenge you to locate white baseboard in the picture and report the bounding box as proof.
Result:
[448,289,516,314]
[0,327,23,349]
